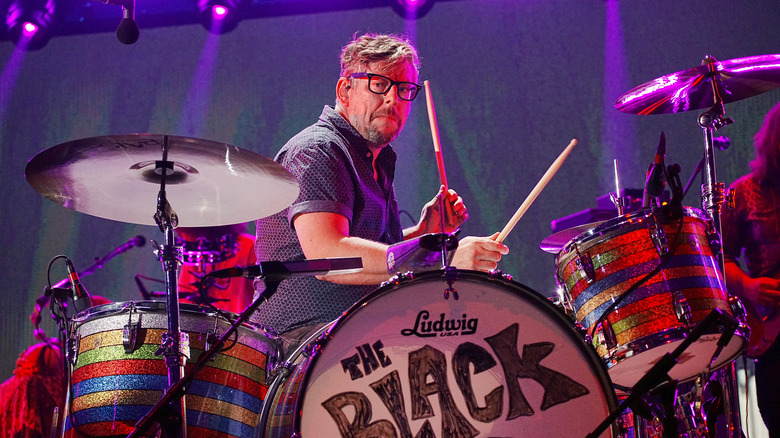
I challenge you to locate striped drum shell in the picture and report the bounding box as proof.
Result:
[556,207,747,388]
[63,301,280,437]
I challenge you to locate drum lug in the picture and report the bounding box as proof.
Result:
[123,321,140,353]
[123,302,141,353]
[595,319,617,350]
[443,266,459,300]
[707,229,722,257]
[673,290,693,324]
[204,330,219,361]
[575,252,596,284]
[648,215,669,256]
[727,295,748,325]
[66,335,79,366]
[381,271,414,288]
[488,269,512,282]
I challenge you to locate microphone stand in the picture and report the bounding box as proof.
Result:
[586,308,738,438]
[128,280,282,437]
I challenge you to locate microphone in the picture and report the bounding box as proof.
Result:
[106,235,146,259]
[643,131,666,207]
[115,0,139,45]
[210,258,363,281]
[65,258,93,315]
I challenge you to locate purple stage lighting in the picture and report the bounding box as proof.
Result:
[22,21,38,35]
[3,0,65,50]
[197,0,247,34]
[393,0,435,19]
[212,4,228,19]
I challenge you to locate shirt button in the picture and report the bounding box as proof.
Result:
[366,152,371,158]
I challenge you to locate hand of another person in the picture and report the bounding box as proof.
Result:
[417,185,468,234]
[746,276,780,308]
[450,233,509,272]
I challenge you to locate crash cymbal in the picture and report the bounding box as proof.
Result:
[616,54,780,115]
[540,221,604,254]
[25,134,299,227]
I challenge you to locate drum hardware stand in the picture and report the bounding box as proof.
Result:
[587,308,738,438]
[130,279,283,438]
[695,61,744,438]
[697,87,733,268]
[435,192,460,300]
[147,135,189,438]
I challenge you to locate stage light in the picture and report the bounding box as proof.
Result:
[212,5,228,18]
[393,0,435,19]
[197,0,248,34]
[22,21,39,35]
[4,0,64,50]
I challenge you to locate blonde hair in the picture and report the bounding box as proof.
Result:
[339,33,420,78]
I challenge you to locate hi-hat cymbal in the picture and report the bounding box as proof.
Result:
[616,54,780,115]
[540,221,604,254]
[25,134,299,227]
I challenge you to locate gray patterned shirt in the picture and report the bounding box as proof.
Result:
[252,106,402,334]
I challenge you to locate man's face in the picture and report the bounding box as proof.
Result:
[342,61,417,148]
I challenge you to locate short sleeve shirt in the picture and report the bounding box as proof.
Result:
[251,106,403,333]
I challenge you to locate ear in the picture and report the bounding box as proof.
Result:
[336,77,351,106]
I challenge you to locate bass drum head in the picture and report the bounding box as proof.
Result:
[285,270,618,437]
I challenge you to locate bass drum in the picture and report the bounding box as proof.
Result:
[259,270,618,437]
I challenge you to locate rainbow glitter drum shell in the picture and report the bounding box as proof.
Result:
[62,301,281,438]
[555,207,747,388]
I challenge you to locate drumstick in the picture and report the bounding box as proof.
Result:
[497,139,578,243]
[424,80,448,191]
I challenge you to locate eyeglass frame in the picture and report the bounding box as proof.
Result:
[347,72,422,101]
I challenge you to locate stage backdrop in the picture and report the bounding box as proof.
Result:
[1,0,779,386]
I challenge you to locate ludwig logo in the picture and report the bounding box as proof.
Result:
[401,310,478,338]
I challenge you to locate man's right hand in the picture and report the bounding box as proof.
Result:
[450,233,509,272]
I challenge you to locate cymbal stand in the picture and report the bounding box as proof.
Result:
[130,280,283,438]
[696,83,741,438]
[151,135,187,437]
[697,84,733,269]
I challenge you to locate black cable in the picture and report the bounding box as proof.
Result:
[198,274,240,352]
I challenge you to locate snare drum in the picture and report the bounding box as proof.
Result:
[63,301,281,437]
[260,270,619,437]
[556,207,747,388]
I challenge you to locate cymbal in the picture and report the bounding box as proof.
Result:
[616,54,780,115]
[25,134,299,227]
[540,221,604,254]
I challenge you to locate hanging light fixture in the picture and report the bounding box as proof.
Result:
[196,0,249,34]
[393,0,435,19]
[4,0,64,50]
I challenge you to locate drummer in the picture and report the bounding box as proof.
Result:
[252,32,508,353]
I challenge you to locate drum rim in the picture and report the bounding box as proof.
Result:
[71,299,280,339]
[557,206,708,257]
[271,268,619,437]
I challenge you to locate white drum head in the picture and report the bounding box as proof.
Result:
[293,271,617,437]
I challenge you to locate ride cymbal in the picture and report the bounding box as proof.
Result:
[616,54,780,115]
[25,134,299,227]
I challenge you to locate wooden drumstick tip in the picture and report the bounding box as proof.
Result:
[496,138,578,243]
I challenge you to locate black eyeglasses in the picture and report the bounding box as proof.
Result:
[348,72,422,101]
